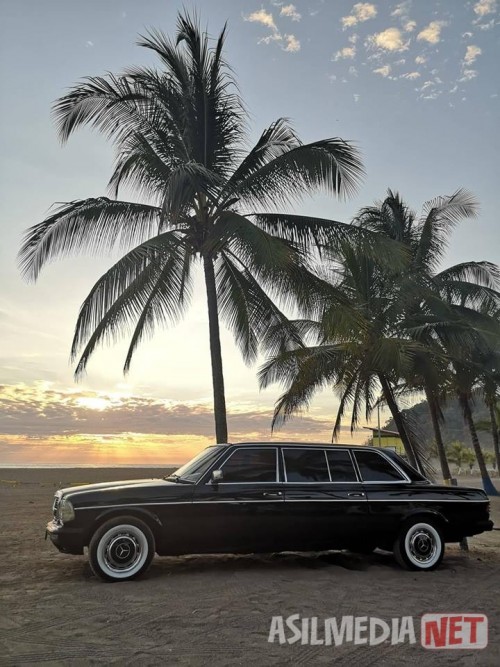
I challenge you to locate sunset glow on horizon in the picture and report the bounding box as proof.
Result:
[0,382,371,465]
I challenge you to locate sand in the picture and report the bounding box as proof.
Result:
[0,468,499,666]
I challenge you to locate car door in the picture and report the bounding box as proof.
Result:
[352,448,412,543]
[281,447,369,551]
[190,446,286,553]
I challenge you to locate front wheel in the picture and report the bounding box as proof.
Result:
[89,517,155,582]
[393,520,444,571]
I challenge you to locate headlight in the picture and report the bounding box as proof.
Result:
[60,498,75,523]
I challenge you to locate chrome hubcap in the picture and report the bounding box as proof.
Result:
[104,533,142,572]
[408,529,437,563]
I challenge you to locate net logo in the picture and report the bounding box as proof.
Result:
[421,614,488,650]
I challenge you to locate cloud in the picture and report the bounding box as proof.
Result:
[462,31,473,38]
[476,18,496,28]
[473,0,497,16]
[245,9,277,31]
[391,1,411,17]
[367,27,409,51]
[373,64,391,77]
[400,71,421,79]
[421,91,440,100]
[246,9,299,53]
[391,2,416,32]
[415,55,427,64]
[259,33,282,45]
[284,34,301,52]
[341,3,377,29]
[333,46,357,60]
[464,45,482,65]
[280,4,301,21]
[417,21,446,44]
[353,93,361,103]
[0,383,359,464]
[0,383,333,440]
[85,41,94,48]
[349,65,359,76]
[458,69,478,82]
[420,80,435,92]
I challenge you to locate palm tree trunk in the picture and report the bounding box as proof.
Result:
[378,374,420,471]
[460,395,498,496]
[487,402,500,473]
[424,385,452,482]
[203,255,228,443]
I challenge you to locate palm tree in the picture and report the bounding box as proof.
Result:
[259,243,426,470]
[449,349,499,494]
[475,308,500,472]
[260,189,500,476]
[18,12,364,443]
[354,189,500,484]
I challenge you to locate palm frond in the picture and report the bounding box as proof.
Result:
[123,246,194,372]
[435,261,500,290]
[230,138,364,209]
[416,188,479,271]
[71,231,186,365]
[19,198,162,281]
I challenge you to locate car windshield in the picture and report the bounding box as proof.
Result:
[166,445,226,483]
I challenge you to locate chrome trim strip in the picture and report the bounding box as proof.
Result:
[74,499,284,510]
[324,450,332,481]
[365,498,488,502]
[73,497,488,511]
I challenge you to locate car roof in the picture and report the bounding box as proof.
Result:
[227,441,386,453]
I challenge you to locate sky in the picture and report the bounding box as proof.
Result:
[0,0,499,465]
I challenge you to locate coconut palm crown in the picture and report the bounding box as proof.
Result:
[18,13,364,443]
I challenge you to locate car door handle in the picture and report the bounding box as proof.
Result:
[262,491,283,498]
[347,492,365,498]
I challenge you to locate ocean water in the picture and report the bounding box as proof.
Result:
[0,463,178,469]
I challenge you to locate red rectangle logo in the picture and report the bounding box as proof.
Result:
[421,614,488,649]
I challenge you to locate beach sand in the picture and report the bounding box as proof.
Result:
[1,468,499,665]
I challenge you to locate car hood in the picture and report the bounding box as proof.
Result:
[59,477,195,508]
[60,478,170,496]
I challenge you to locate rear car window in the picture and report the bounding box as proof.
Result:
[326,450,358,482]
[283,449,330,482]
[354,450,405,482]
[383,449,428,482]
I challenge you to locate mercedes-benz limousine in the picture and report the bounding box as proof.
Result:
[46,442,493,581]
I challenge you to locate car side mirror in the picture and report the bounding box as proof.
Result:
[211,470,223,484]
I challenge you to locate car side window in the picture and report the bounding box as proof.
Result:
[220,448,277,483]
[283,449,330,482]
[354,450,405,482]
[326,450,358,482]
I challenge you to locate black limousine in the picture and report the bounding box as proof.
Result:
[46,442,493,581]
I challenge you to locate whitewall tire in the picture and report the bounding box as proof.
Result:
[89,517,155,582]
[393,520,444,571]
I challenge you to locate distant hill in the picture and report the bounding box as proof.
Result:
[384,399,495,451]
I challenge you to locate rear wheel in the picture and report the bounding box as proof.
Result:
[89,516,155,582]
[393,520,444,571]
